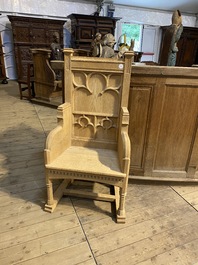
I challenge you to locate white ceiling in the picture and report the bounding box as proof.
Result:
[104,0,198,14]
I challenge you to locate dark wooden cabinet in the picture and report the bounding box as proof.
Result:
[67,13,119,50]
[159,26,198,67]
[8,16,65,84]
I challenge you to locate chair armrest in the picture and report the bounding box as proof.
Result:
[118,107,131,173]
[44,102,71,164]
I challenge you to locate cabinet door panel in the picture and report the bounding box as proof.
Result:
[78,27,95,41]
[154,86,198,171]
[13,27,30,42]
[32,28,47,44]
[128,86,152,175]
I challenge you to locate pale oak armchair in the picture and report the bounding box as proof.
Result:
[44,48,133,222]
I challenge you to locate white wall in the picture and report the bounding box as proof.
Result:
[108,4,197,63]
[0,0,197,79]
[111,5,196,27]
[0,0,96,18]
[0,15,16,80]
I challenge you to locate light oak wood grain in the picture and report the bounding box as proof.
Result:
[44,49,134,222]
[1,75,198,265]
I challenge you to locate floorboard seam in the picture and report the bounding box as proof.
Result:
[33,103,48,137]
[71,199,98,265]
[170,185,198,212]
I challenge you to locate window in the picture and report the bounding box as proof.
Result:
[118,23,143,52]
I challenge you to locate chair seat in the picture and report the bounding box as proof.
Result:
[46,146,125,178]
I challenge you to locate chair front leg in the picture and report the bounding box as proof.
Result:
[117,187,127,223]
[46,178,54,205]
[44,178,55,213]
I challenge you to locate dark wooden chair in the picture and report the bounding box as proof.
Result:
[18,62,34,100]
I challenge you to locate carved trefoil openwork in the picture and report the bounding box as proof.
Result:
[72,71,122,140]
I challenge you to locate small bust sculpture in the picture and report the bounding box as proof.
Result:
[101,33,116,58]
[50,32,63,60]
[50,32,63,80]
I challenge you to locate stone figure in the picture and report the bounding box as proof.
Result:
[129,39,135,51]
[91,33,127,59]
[50,32,63,61]
[94,0,104,16]
[50,32,63,80]
[101,33,116,58]
[101,33,129,59]
[166,10,183,66]
[90,32,102,57]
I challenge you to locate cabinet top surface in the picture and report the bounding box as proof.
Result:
[8,15,66,23]
[132,64,198,78]
[67,13,121,21]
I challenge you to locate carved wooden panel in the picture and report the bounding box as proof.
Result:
[68,13,119,50]
[72,71,122,142]
[32,28,47,43]
[130,65,198,181]
[15,46,33,79]
[13,27,30,42]
[187,117,198,177]
[31,49,62,101]
[8,15,65,82]
[79,27,95,41]
[154,85,198,172]
[128,86,152,175]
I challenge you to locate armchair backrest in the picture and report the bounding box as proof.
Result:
[63,48,133,149]
[31,49,56,85]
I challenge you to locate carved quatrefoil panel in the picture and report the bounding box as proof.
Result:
[74,114,95,139]
[72,72,122,116]
[74,114,117,141]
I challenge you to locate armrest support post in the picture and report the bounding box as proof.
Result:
[118,107,131,173]
[44,102,71,164]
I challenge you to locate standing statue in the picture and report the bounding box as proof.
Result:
[160,10,183,66]
[94,0,104,16]
[167,10,183,66]
[90,32,102,57]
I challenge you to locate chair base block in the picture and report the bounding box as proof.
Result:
[44,179,71,213]
[116,213,126,223]
[44,203,57,213]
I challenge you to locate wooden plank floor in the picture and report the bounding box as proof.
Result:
[1,81,198,265]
